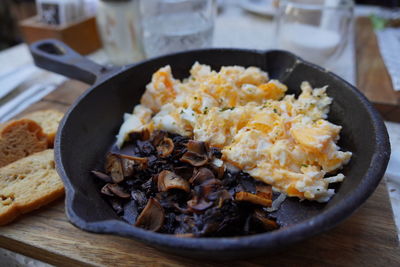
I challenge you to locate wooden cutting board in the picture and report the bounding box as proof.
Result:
[0,17,399,266]
[0,81,399,266]
[356,17,400,122]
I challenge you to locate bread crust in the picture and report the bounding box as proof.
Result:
[0,119,48,167]
[22,109,64,147]
[0,149,64,225]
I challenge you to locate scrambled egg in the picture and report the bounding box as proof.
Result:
[117,63,352,202]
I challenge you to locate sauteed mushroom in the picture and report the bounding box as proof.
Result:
[253,209,278,231]
[186,140,208,155]
[180,140,209,166]
[100,183,114,196]
[108,184,130,199]
[180,151,208,166]
[187,197,213,212]
[117,154,148,170]
[129,128,150,141]
[157,170,190,193]
[235,192,272,207]
[209,158,225,179]
[156,137,174,157]
[95,131,281,236]
[120,158,135,177]
[199,179,222,201]
[189,167,215,185]
[135,198,165,231]
[151,130,167,146]
[216,190,232,208]
[174,166,194,180]
[256,184,272,200]
[100,183,130,198]
[105,154,124,183]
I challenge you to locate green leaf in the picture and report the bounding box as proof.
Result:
[370,14,388,31]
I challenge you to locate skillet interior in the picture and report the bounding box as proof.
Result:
[56,49,390,259]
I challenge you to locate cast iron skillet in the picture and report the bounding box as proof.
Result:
[30,39,390,260]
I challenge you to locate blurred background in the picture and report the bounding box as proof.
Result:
[0,0,399,52]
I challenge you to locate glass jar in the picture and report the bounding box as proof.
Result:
[96,0,145,65]
[139,0,217,58]
[274,0,354,67]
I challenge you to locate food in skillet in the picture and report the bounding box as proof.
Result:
[92,63,352,236]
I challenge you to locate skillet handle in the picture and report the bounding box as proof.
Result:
[30,39,117,85]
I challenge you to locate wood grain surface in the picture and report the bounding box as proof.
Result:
[356,17,400,122]
[0,17,399,266]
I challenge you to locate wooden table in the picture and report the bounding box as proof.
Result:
[356,17,400,122]
[1,17,400,266]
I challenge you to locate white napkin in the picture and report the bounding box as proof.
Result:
[376,28,400,91]
[385,121,400,239]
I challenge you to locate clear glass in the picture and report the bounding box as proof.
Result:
[274,0,354,67]
[139,0,217,58]
[96,0,145,66]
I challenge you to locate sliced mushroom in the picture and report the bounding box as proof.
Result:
[186,140,208,155]
[91,170,112,183]
[116,154,148,170]
[256,184,272,200]
[157,170,190,193]
[172,203,191,214]
[129,128,150,141]
[156,137,174,157]
[151,130,167,146]
[253,209,279,230]
[189,167,215,185]
[209,158,225,179]
[101,183,114,196]
[216,189,232,208]
[108,184,131,199]
[235,192,272,207]
[187,197,213,212]
[180,151,208,166]
[105,154,124,183]
[200,179,222,201]
[174,166,194,180]
[120,157,135,177]
[180,140,210,166]
[135,198,165,231]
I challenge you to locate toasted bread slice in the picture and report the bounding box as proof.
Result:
[0,119,48,168]
[23,109,64,147]
[0,149,64,225]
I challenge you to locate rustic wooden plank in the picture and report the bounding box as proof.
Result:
[42,80,88,104]
[356,17,400,121]
[0,181,398,266]
[14,80,88,119]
